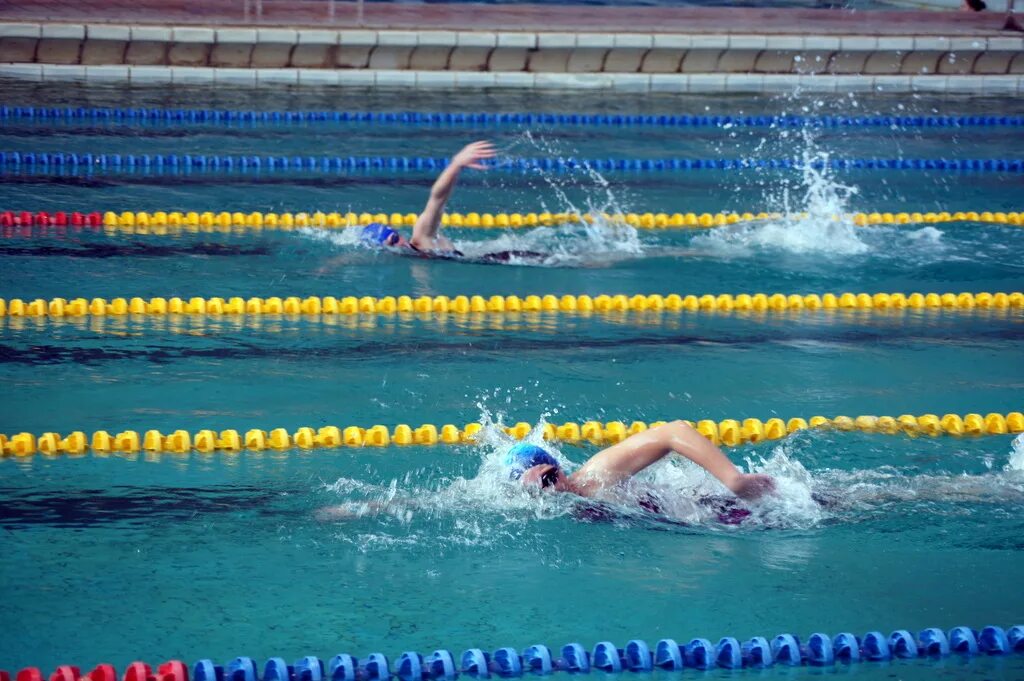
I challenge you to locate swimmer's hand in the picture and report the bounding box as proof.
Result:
[451,140,497,170]
[728,473,776,501]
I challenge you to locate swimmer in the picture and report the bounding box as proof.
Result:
[510,420,774,503]
[360,141,546,264]
[318,420,774,523]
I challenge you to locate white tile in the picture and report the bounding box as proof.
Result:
[650,74,687,93]
[131,26,172,42]
[41,23,85,39]
[873,75,911,91]
[981,75,1022,95]
[876,37,914,51]
[913,37,950,51]
[797,74,837,92]
[729,35,767,50]
[85,65,130,81]
[764,36,804,50]
[987,37,1024,51]
[0,63,43,79]
[493,72,536,88]
[911,75,950,92]
[840,36,877,51]
[535,72,613,89]
[374,69,417,87]
[761,74,801,92]
[658,34,697,49]
[496,32,535,48]
[0,22,41,38]
[257,28,298,44]
[454,71,497,88]
[337,70,376,86]
[724,74,766,93]
[418,31,457,46]
[340,30,378,46]
[213,68,257,85]
[576,33,615,49]
[687,74,727,93]
[609,73,650,92]
[217,28,257,44]
[298,69,340,85]
[86,24,130,41]
[613,34,652,49]
[129,65,173,83]
[943,76,986,94]
[415,71,457,87]
[834,75,876,92]
[256,68,299,84]
[42,64,86,81]
[171,66,215,83]
[690,35,731,49]
[537,32,576,49]
[173,27,214,43]
[803,36,841,51]
[377,31,418,46]
[949,37,985,51]
[456,31,496,47]
[298,30,338,45]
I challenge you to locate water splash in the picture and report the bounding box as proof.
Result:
[1006,433,1024,473]
[318,413,1024,550]
[694,127,870,257]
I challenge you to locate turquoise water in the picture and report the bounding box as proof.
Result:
[1,82,1023,678]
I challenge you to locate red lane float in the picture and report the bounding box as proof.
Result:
[0,211,103,227]
[11,663,186,681]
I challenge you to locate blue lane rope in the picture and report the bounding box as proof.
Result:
[2,105,1023,130]
[1,151,1021,174]
[186,625,1023,679]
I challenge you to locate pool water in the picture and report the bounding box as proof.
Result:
[1,81,1023,679]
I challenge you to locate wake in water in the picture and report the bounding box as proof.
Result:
[319,416,1024,546]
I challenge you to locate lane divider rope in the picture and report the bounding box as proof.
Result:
[3,209,1022,231]
[2,292,1021,319]
[3,412,1022,457]
[14,625,1024,679]
[3,104,1022,129]
[2,152,1022,174]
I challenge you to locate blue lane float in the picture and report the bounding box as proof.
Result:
[2,105,1023,130]
[1,151,1021,176]
[180,626,1023,680]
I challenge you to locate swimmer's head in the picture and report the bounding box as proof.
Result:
[506,442,564,490]
[361,222,404,247]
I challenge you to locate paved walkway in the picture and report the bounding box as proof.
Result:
[0,0,1011,35]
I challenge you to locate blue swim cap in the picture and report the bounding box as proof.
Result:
[505,442,559,480]
[361,222,398,246]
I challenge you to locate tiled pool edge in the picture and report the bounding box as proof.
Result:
[2,64,1021,94]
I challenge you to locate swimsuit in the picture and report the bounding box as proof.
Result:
[572,492,752,526]
[406,243,546,264]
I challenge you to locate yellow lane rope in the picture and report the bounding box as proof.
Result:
[2,291,1022,318]
[3,412,1021,457]
[85,209,1024,232]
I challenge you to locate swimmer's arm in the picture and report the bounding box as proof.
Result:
[315,498,414,522]
[411,141,495,249]
[573,420,774,500]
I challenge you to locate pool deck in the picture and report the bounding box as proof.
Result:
[0,1,1014,35]
[1,1,1022,92]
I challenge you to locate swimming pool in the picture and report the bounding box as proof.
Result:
[1,80,1023,679]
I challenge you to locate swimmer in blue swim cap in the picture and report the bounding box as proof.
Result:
[317,422,775,522]
[512,421,775,502]
[346,141,546,264]
[359,140,495,257]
